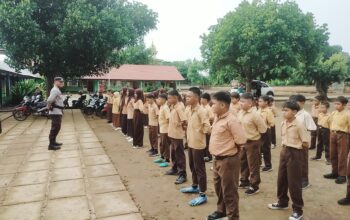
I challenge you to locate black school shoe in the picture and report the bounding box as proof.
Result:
[174,175,187,184]
[338,197,350,205]
[207,211,227,220]
[335,176,346,184]
[149,149,158,157]
[239,182,250,189]
[289,212,303,220]
[324,173,338,179]
[245,187,259,195]
[165,169,178,175]
[262,166,273,172]
[310,156,321,161]
[268,202,288,210]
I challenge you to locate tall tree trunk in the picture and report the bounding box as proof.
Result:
[245,76,252,93]
[315,81,328,100]
[45,74,55,97]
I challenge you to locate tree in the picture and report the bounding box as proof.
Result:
[0,0,157,92]
[311,52,349,98]
[113,42,157,65]
[201,0,329,91]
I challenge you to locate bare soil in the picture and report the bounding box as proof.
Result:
[87,102,350,220]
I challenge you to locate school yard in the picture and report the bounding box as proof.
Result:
[0,99,349,220]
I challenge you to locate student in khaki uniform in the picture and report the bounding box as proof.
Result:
[154,93,171,167]
[106,90,113,124]
[230,92,241,114]
[268,96,278,148]
[120,88,128,136]
[166,90,187,185]
[180,87,211,206]
[291,94,316,190]
[126,88,135,143]
[207,91,247,220]
[238,93,267,196]
[310,101,330,163]
[324,96,350,184]
[132,89,144,148]
[112,91,121,130]
[146,94,159,156]
[257,95,275,172]
[310,96,322,149]
[268,101,309,220]
[201,93,214,162]
[143,100,149,128]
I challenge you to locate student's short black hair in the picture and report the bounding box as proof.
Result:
[289,95,296,102]
[240,92,254,101]
[320,101,330,109]
[146,94,155,99]
[213,91,231,105]
[259,95,270,102]
[159,93,167,100]
[335,96,348,105]
[168,89,180,97]
[314,95,323,101]
[201,93,211,101]
[293,94,306,103]
[230,92,240,99]
[268,96,274,103]
[283,101,300,112]
[189,87,201,97]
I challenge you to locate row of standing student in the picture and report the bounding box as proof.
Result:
[105,88,350,220]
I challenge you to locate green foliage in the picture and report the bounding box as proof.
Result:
[0,0,158,92]
[113,42,157,65]
[11,79,45,104]
[201,0,329,91]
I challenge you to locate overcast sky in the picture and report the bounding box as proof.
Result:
[138,0,350,61]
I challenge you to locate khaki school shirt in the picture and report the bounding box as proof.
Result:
[143,102,149,114]
[209,111,247,156]
[126,98,135,119]
[230,102,241,114]
[329,109,350,133]
[148,103,159,126]
[202,104,215,122]
[257,107,275,128]
[107,95,113,104]
[237,108,267,141]
[133,99,144,111]
[185,105,211,149]
[296,109,317,131]
[318,112,330,129]
[168,102,187,139]
[159,103,171,134]
[121,96,128,114]
[281,119,310,149]
[112,96,121,114]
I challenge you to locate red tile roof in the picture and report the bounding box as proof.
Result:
[84,64,184,81]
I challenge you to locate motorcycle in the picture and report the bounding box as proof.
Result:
[83,94,107,117]
[12,95,49,121]
[64,93,87,109]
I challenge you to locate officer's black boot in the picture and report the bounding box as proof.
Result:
[48,139,61,150]
[53,137,63,146]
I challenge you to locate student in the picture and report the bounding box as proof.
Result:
[112,91,121,130]
[201,93,214,162]
[146,94,159,156]
[310,101,330,163]
[257,95,275,172]
[132,89,144,148]
[238,93,267,195]
[268,101,310,220]
[106,90,113,124]
[207,91,247,220]
[143,98,149,129]
[120,88,128,136]
[310,96,322,149]
[155,93,171,167]
[181,87,211,206]
[126,88,135,143]
[268,96,278,149]
[291,94,316,189]
[324,96,350,184]
[166,89,187,184]
[230,92,241,114]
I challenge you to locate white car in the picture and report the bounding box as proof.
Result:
[230,80,274,96]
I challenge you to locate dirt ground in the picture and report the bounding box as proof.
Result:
[87,101,350,220]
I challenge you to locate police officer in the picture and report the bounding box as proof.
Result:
[47,77,65,150]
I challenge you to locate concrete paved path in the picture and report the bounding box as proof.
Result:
[0,110,142,220]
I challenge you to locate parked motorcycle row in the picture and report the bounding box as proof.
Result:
[13,92,108,121]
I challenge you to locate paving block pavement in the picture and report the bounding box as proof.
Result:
[0,110,143,220]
